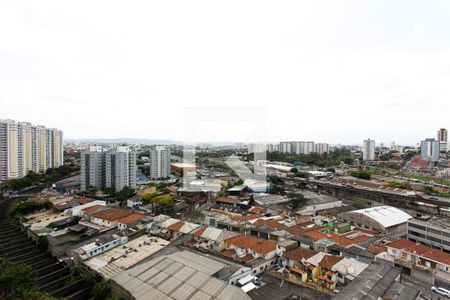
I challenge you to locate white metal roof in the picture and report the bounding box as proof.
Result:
[331,258,369,277]
[351,206,412,228]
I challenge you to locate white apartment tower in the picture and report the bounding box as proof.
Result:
[150,145,171,179]
[363,139,375,161]
[0,119,63,181]
[315,143,330,155]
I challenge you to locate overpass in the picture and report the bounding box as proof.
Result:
[281,177,450,213]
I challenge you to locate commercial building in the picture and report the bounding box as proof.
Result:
[110,250,251,300]
[407,216,450,252]
[0,119,63,181]
[420,138,440,162]
[150,145,171,179]
[80,146,137,192]
[338,206,412,234]
[362,138,375,161]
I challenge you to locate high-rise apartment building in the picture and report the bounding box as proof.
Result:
[363,139,375,161]
[437,128,448,153]
[314,143,329,155]
[80,146,137,192]
[0,119,63,181]
[279,142,292,154]
[420,138,440,162]
[150,145,171,179]
[292,141,315,155]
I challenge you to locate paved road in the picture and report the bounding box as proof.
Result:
[248,274,331,300]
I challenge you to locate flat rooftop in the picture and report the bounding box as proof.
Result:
[84,235,170,279]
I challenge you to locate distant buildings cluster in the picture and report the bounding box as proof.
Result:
[0,119,63,181]
[420,128,448,162]
[80,146,137,192]
[266,141,329,155]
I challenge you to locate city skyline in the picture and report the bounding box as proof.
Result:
[1,1,450,145]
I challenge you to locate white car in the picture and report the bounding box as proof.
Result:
[431,286,450,298]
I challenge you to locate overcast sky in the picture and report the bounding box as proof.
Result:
[1,1,450,145]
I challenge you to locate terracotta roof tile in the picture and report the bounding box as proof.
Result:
[284,248,318,261]
[82,205,105,214]
[319,255,344,270]
[421,249,450,265]
[91,209,133,221]
[367,243,387,254]
[167,221,185,232]
[192,226,208,238]
[221,248,236,258]
[118,213,145,225]
[225,235,277,254]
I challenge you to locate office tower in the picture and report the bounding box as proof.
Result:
[420,138,440,162]
[437,128,448,153]
[363,139,375,161]
[390,141,396,150]
[150,145,171,179]
[80,146,137,192]
[315,143,329,155]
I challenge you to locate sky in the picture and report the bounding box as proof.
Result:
[1,1,450,145]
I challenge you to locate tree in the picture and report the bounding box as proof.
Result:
[0,257,54,299]
[115,186,135,206]
[350,170,371,180]
[287,192,308,209]
[352,199,366,209]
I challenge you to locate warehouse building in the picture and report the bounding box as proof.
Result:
[338,206,412,234]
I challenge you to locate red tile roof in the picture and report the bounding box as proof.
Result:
[248,206,265,214]
[328,231,370,246]
[221,248,237,258]
[420,249,450,265]
[118,213,145,225]
[225,235,277,254]
[192,226,208,238]
[82,205,105,214]
[284,248,318,261]
[92,209,133,221]
[239,253,255,262]
[387,239,416,250]
[252,219,285,230]
[367,243,387,254]
[167,221,185,232]
[319,255,344,270]
[232,214,264,222]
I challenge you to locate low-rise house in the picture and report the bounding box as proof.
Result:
[166,220,201,239]
[91,209,133,228]
[331,257,369,285]
[305,252,330,278]
[69,200,106,217]
[282,247,318,268]
[191,226,240,252]
[82,204,107,218]
[223,234,279,261]
[73,234,129,263]
[386,238,450,286]
[117,213,145,230]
